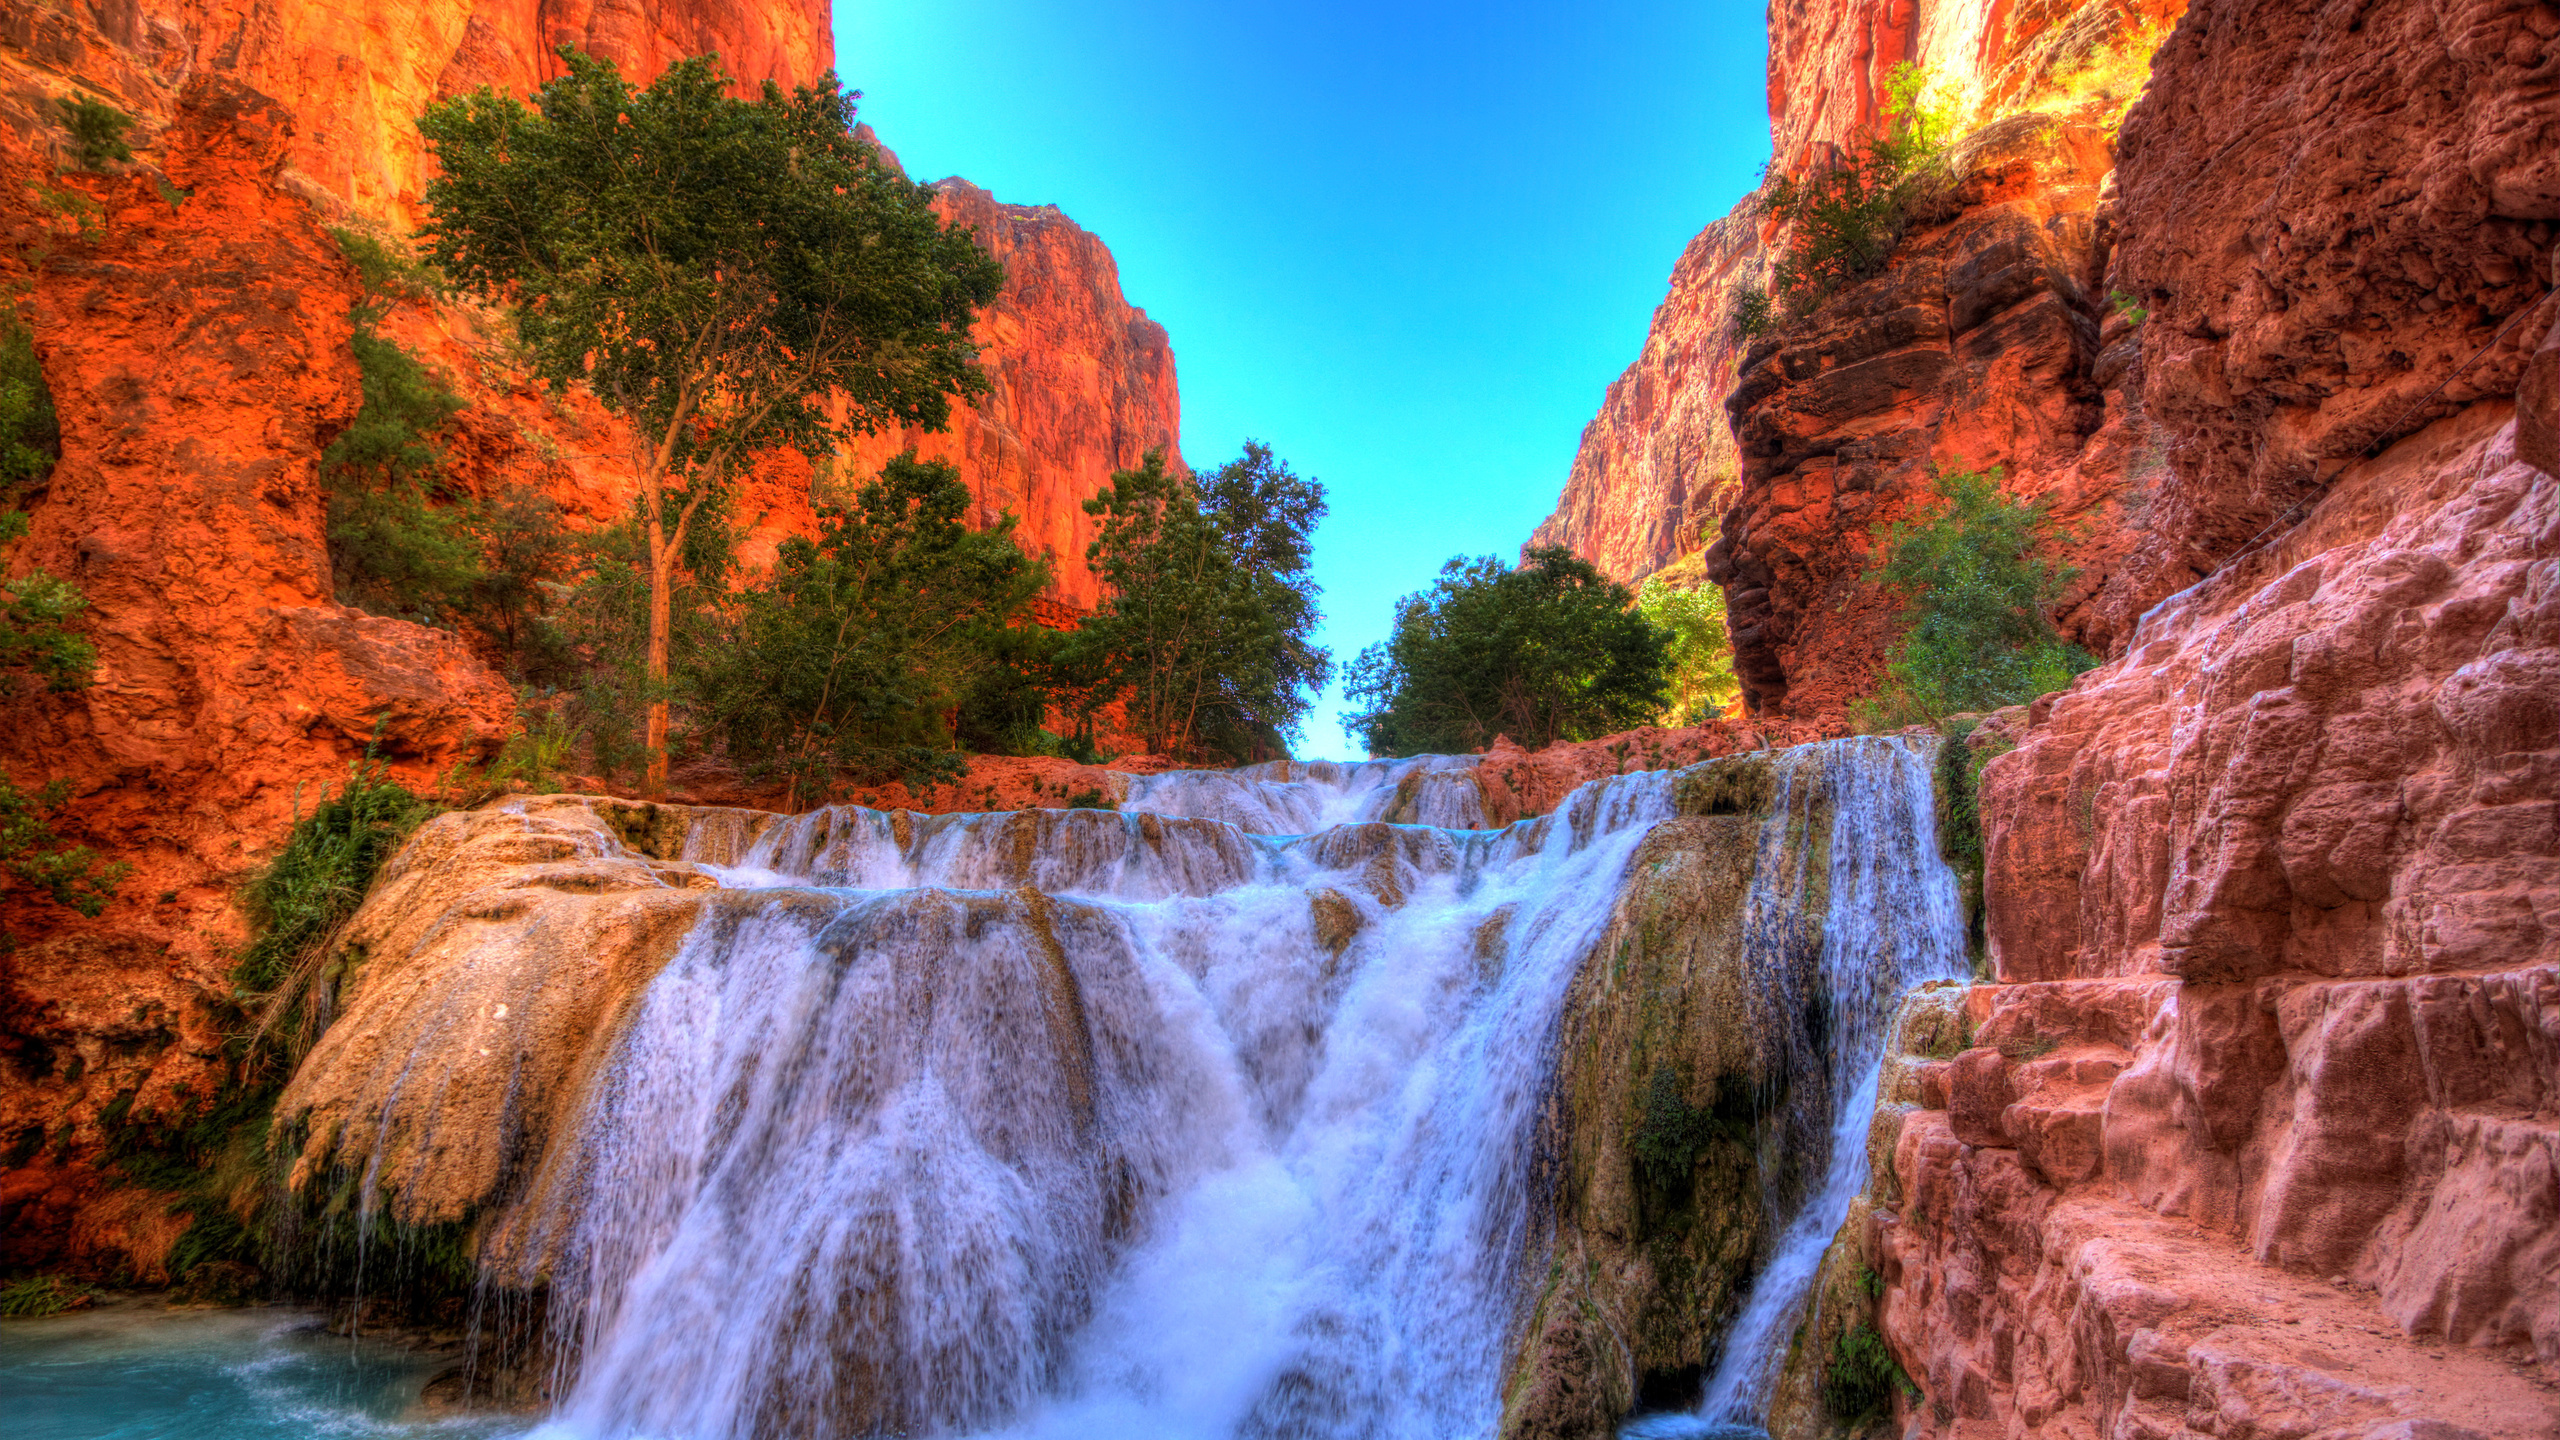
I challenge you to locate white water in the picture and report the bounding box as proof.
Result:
[1632,737,1967,1435]
[496,758,1672,1440]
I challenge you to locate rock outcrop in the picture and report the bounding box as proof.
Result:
[1534,0,2187,590]
[1844,0,2560,1432]
[1708,115,2161,719]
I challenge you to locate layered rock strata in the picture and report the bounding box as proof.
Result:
[1708,115,2161,719]
[1535,0,2187,588]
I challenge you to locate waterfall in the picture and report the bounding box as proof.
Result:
[1628,736,1968,1437]
[491,758,1673,1440]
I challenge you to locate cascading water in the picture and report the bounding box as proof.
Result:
[477,757,1673,1440]
[270,735,1963,1440]
[1626,736,1967,1438]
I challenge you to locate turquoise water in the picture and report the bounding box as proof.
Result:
[0,1302,526,1440]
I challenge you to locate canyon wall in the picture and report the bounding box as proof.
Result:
[1846,0,2560,1435]
[0,0,1178,1270]
[1534,0,2183,591]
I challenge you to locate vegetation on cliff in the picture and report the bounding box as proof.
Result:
[1853,468,2093,729]
[1759,63,1957,322]
[1344,545,1669,754]
[419,48,1007,796]
[1637,557,1740,725]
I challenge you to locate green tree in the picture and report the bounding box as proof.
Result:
[701,453,1047,798]
[418,48,1005,795]
[1344,545,1670,756]
[56,96,133,171]
[321,331,482,624]
[1761,62,1957,319]
[1075,444,1331,761]
[1638,567,1740,725]
[1854,467,2095,728]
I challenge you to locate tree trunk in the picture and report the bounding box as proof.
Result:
[645,514,675,799]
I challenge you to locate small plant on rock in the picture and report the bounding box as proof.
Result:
[1760,62,1958,320]
[55,95,133,171]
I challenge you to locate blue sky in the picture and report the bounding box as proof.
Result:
[832,1,1771,759]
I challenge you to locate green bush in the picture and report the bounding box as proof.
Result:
[323,330,481,624]
[1825,1322,1918,1420]
[1637,570,1739,725]
[1852,467,2095,730]
[327,227,443,306]
[0,311,59,493]
[1731,283,1775,341]
[0,1274,97,1317]
[234,755,433,1038]
[1344,545,1669,756]
[699,452,1046,794]
[1761,62,1956,320]
[55,95,132,171]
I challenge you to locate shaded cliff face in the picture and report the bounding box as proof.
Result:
[840,178,1184,611]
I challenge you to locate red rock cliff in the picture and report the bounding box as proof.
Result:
[0,0,1182,1273]
[1849,1,2560,1435]
[840,178,1183,612]
[1535,0,2183,590]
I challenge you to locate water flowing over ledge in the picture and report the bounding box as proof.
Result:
[272,737,1964,1440]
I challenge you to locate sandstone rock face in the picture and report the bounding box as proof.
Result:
[1708,116,2166,719]
[2111,0,2560,616]
[0,83,516,1274]
[840,179,1184,610]
[1872,383,2560,1440]
[1535,0,2188,588]
[1525,211,1765,582]
[0,0,831,227]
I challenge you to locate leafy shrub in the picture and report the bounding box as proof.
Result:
[700,452,1046,795]
[1637,568,1739,725]
[0,1274,97,1317]
[1345,545,1669,756]
[1761,62,1956,320]
[55,95,132,170]
[2109,288,2150,326]
[323,331,480,625]
[327,227,443,306]
[1824,1322,1917,1420]
[235,754,433,1053]
[1852,468,2095,730]
[0,311,59,493]
[1731,283,1776,341]
[3,775,127,930]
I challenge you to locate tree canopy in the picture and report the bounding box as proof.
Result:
[1074,444,1331,762]
[417,47,1005,792]
[1344,545,1670,756]
[699,453,1047,796]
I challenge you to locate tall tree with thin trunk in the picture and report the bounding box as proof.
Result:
[418,48,1004,794]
